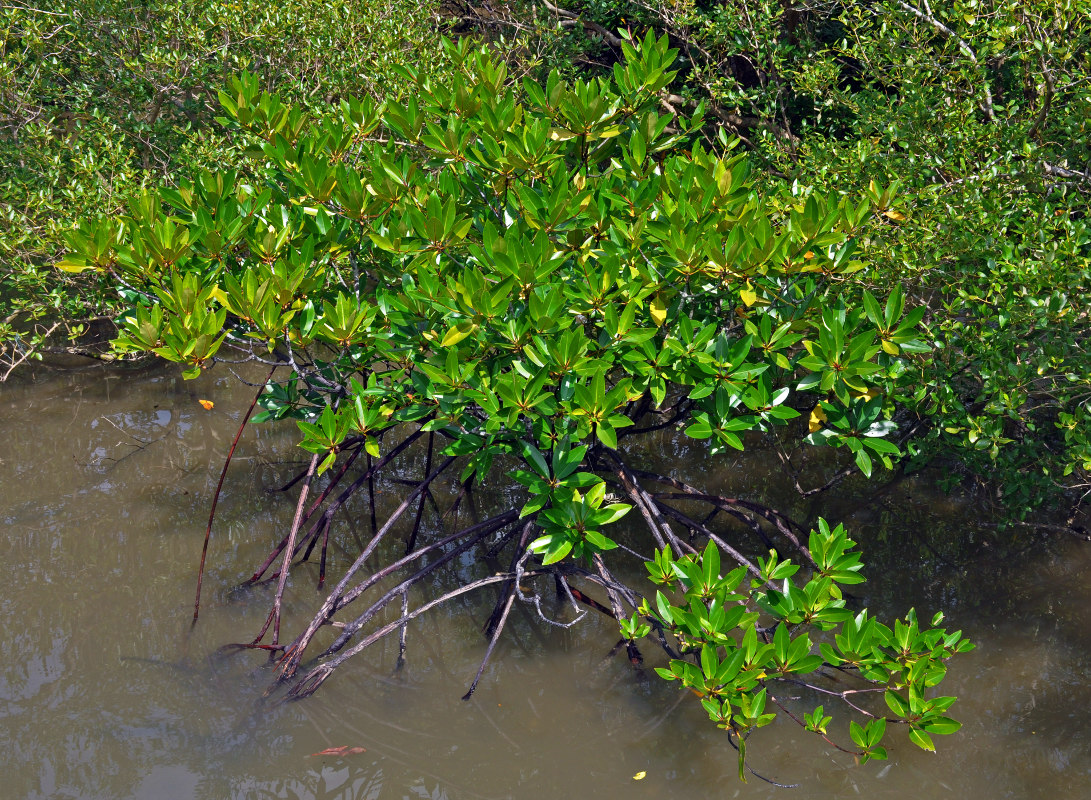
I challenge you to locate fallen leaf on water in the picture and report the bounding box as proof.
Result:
[198,399,214,410]
[309,746,366,758]
[632,771,647,781]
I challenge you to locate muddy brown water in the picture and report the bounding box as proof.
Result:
[2,361,1090,799]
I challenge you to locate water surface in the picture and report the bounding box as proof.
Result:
[2,361,1089,799]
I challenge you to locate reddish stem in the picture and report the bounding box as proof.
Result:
[193,364,276,623]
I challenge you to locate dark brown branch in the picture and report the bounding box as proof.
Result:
[591,554,645,668]
[540,0,623,49]
[632,468,813,565]
[462,587,515,700]
[324,509,521,655]
[653,500,768,584]
[406,431,434,554]
[441,473,475,524]
[284,570,547,699]
[608,452,671,553]
[620,398,692,437]
[365,451,378,534]
[564,582,615,619]
[300,439,363,525]
[276,453,458,679]
[250,441,365,584]
[247,428,427,585]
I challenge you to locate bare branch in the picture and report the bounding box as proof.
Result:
[539,1,623,49]
[276,454,457,679]
[892,0,997,122]
[285,570,547,699]
[193,364,276,621]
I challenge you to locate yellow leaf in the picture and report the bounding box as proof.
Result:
[440,321,476,348]
[740,283,758,307]
[808,405,827,433]
[851,387,881,401]
[198,399,214,410]
[883,210,906,221]
[650,295,667,327]
[55,257,98,274]
[210,286,231,309]
[632,772,647,781]
[881,339,900,355]
[803,251,815,260]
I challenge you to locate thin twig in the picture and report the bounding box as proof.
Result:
[193,363,275,622]
[893,0,996,121]
[654,500,769,584]
[462,587,515,700]
[284,570,548,698]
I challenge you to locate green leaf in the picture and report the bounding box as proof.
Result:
[854,447,873,478]
[849,720,866,749]
[317,451,337,475]
[596,422,617,450]
[909,728,936,752]
[921,716,962,735]
[521,441,550,479]
[597,503,632,525]
[885,691,910,718]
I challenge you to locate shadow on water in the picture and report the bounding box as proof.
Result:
[1,360,1089,799]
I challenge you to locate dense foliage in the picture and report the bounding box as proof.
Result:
[455,0,1091,518]
[0,0,448,376]
[8,1,1089,514]
[60,33,974,777]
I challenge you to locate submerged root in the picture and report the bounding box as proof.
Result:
[205,434,820,702]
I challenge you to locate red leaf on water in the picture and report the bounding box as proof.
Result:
[309,745,367,758]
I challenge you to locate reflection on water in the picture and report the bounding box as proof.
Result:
[1,360,1089,799]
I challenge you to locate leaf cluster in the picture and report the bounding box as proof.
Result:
[644,522,973,777]
[59,31,972,771]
